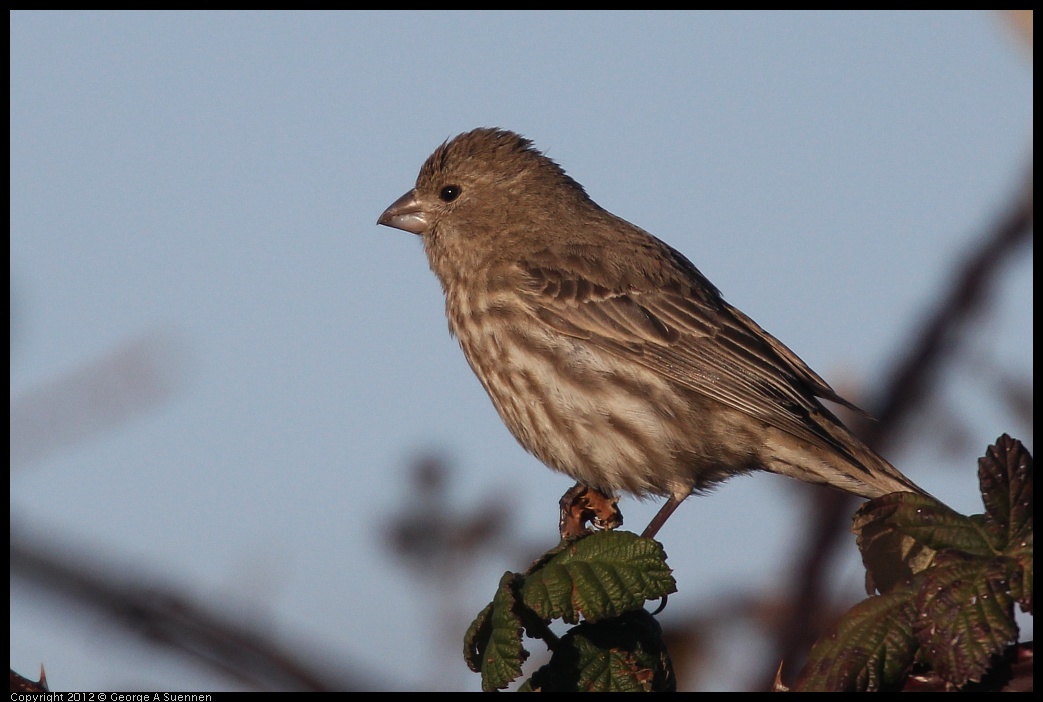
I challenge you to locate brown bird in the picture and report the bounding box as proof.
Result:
[378,128,924,538]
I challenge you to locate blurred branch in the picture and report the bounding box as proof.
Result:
[866,167,1032,452]
[765,165,1032,688]
[9,329,393,690]
[10,526,378,691]
[10,331,186,470]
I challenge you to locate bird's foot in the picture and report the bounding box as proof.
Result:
[558,483,623,539]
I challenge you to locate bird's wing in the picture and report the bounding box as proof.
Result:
[519,263,866,460]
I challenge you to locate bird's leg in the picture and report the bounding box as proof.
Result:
[641,495,686,539]
[558,483,623,539]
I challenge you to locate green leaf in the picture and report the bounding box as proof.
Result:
[464,572,530,691]
[914,552,1019,687]
[803,435,1033,690]
[463,602,493,674]
[857,491,994,555]
[527,610,675,692]
[518,531,675,624]
[977,435,1033,616]
[1010,547,1032,615]
[978,434,1033,551]
[854,492,992,593]
[794,588,919,691]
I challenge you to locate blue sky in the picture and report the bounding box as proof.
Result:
[10,11,1032,691]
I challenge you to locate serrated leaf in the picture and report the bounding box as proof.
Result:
[856,491,994,556]
[978,434,1033,552]
[794,589,918,691]
[523,536,579,575]
[1010,550,1032,615]
[463,602,493,674]
[854,492,994,593]
[915,552,1019,687]
[808,436,1033,691]
[518,531,675,624]
[465,572,530,691]
[1004,514,1033,617]
[526,610,675,692]
[977,435,1033,617]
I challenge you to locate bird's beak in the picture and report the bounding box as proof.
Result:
[377,189,429,235]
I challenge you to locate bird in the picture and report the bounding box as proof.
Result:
[377,127,924,538]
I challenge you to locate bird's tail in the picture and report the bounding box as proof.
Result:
[765,417,928,499]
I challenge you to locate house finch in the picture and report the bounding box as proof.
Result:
[378,128,924,537]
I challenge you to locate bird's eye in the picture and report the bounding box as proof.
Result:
[439,185,462,202]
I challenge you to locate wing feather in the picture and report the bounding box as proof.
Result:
[520,263,866,462]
